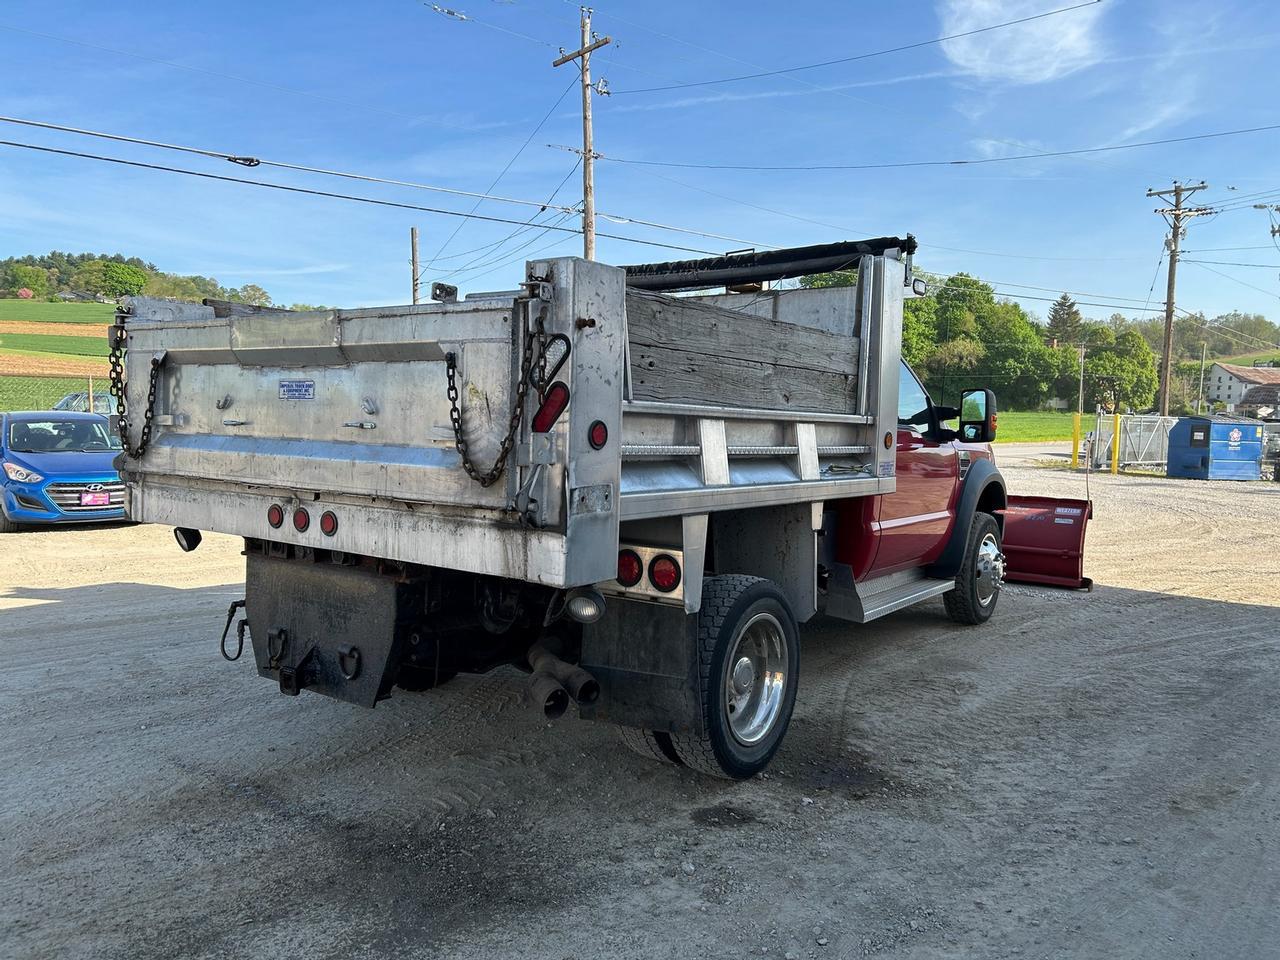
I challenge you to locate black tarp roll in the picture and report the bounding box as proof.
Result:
[621,236,916,291]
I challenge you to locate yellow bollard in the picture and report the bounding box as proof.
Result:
[1110,413,1121,475]
[1071,413,1081,468]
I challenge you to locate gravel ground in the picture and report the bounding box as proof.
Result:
[2,464,1278,960]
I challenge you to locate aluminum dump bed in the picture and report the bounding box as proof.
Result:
[114,243,909,589]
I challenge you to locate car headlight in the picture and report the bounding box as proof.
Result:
[3,462,44,483]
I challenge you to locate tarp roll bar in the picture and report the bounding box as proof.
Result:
[622,236,917,292]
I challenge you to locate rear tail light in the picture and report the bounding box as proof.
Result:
[531,381,570,433]
[292,507,310,532]
[649,554,681,593]
[588,419,608,450]
[267,504,284,528]
[616,549,643,587]
[319,510,338,536]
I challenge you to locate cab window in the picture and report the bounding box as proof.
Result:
[897,361,931,432]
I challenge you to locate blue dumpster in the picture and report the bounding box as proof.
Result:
[1167,415,1264,480]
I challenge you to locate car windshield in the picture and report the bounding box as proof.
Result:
[54,392,114,414]
[7,419,122,453]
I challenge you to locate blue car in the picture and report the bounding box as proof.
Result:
[0,411,126,532]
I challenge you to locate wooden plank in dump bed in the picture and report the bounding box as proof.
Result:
[625,289,859,412]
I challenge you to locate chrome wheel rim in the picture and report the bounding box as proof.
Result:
[975,533,1005,607]
[724,612,788,746]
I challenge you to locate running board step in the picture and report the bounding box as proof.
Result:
[822,568,955,624]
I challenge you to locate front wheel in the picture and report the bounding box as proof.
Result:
[668,576,799,780]
[943,511,1004,625]
[0,511,19,533]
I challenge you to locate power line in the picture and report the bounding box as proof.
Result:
[1181,259,1280,268]
[1181,245,1278,253]
[0,114,757,251]
[435,161,581,280]
[583,122,1280,172]
[424,75,577,268]
[1175,310,1280,351]
[1184,260,1280,302]
[609,0,1103,95]
[0,138,718,256]
[614,162,1146,263]
[0,115,579,215]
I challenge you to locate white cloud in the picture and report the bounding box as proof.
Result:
[938,0,1107,84]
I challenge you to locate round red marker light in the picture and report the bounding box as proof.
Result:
[616,549,643,587]
[292,507,310,533]
[319,510,338,537]
[588,419,609,450]
[267,504,284,528]
[649,554,681,593]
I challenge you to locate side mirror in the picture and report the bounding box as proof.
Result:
[959,388,998,443]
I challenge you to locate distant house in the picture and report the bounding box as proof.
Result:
[1206,362,1280,407]
[1239,384,1280,420]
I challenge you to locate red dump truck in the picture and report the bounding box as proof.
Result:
[111,238,1008,780]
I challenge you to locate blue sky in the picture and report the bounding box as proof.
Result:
[2,0,1279,322]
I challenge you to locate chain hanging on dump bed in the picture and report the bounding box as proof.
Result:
[445,304,548,488]
[108,319,164,459]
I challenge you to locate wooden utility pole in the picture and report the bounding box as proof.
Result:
[1147,181,1210,415]
[410,226,420,304]
[553,8,611,260]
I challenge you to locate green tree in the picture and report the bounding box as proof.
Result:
[101,262,149,297]
[1045,293,1083,346]
[5,264,49,297]
[235,284,272,306]
[1082,329,1158,410]
[70,259,111,295]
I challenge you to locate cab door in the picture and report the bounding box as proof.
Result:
[870,362,959,573]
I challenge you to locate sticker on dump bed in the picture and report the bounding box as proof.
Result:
[278,379,315,400]
[877,461,895,477]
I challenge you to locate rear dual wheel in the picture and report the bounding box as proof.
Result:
[622,576,799,781]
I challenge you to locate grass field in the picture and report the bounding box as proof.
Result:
[994,410,1079,443]
[1221,348,1280,366]
[0,333,108,357]
[0,374,101,411]
[0,300,115,323]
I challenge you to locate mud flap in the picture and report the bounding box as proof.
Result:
[999,496,1093,590]
[579,599,703,735]
[246,553,420,707]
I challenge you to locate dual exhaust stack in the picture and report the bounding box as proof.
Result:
[526,643,599,720]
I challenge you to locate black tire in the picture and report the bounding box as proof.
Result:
[943,511,1003,625]
[668,575,799,781]
[616,725,683,766]
[0,511,19,533]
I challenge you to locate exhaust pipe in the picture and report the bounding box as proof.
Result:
[528,643,600,706]
[527,671,569,720]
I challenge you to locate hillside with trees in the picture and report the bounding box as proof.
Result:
[0,251,284,308]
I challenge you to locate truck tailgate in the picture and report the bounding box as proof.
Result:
[116,259,628,587]
[121,298,517,511]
